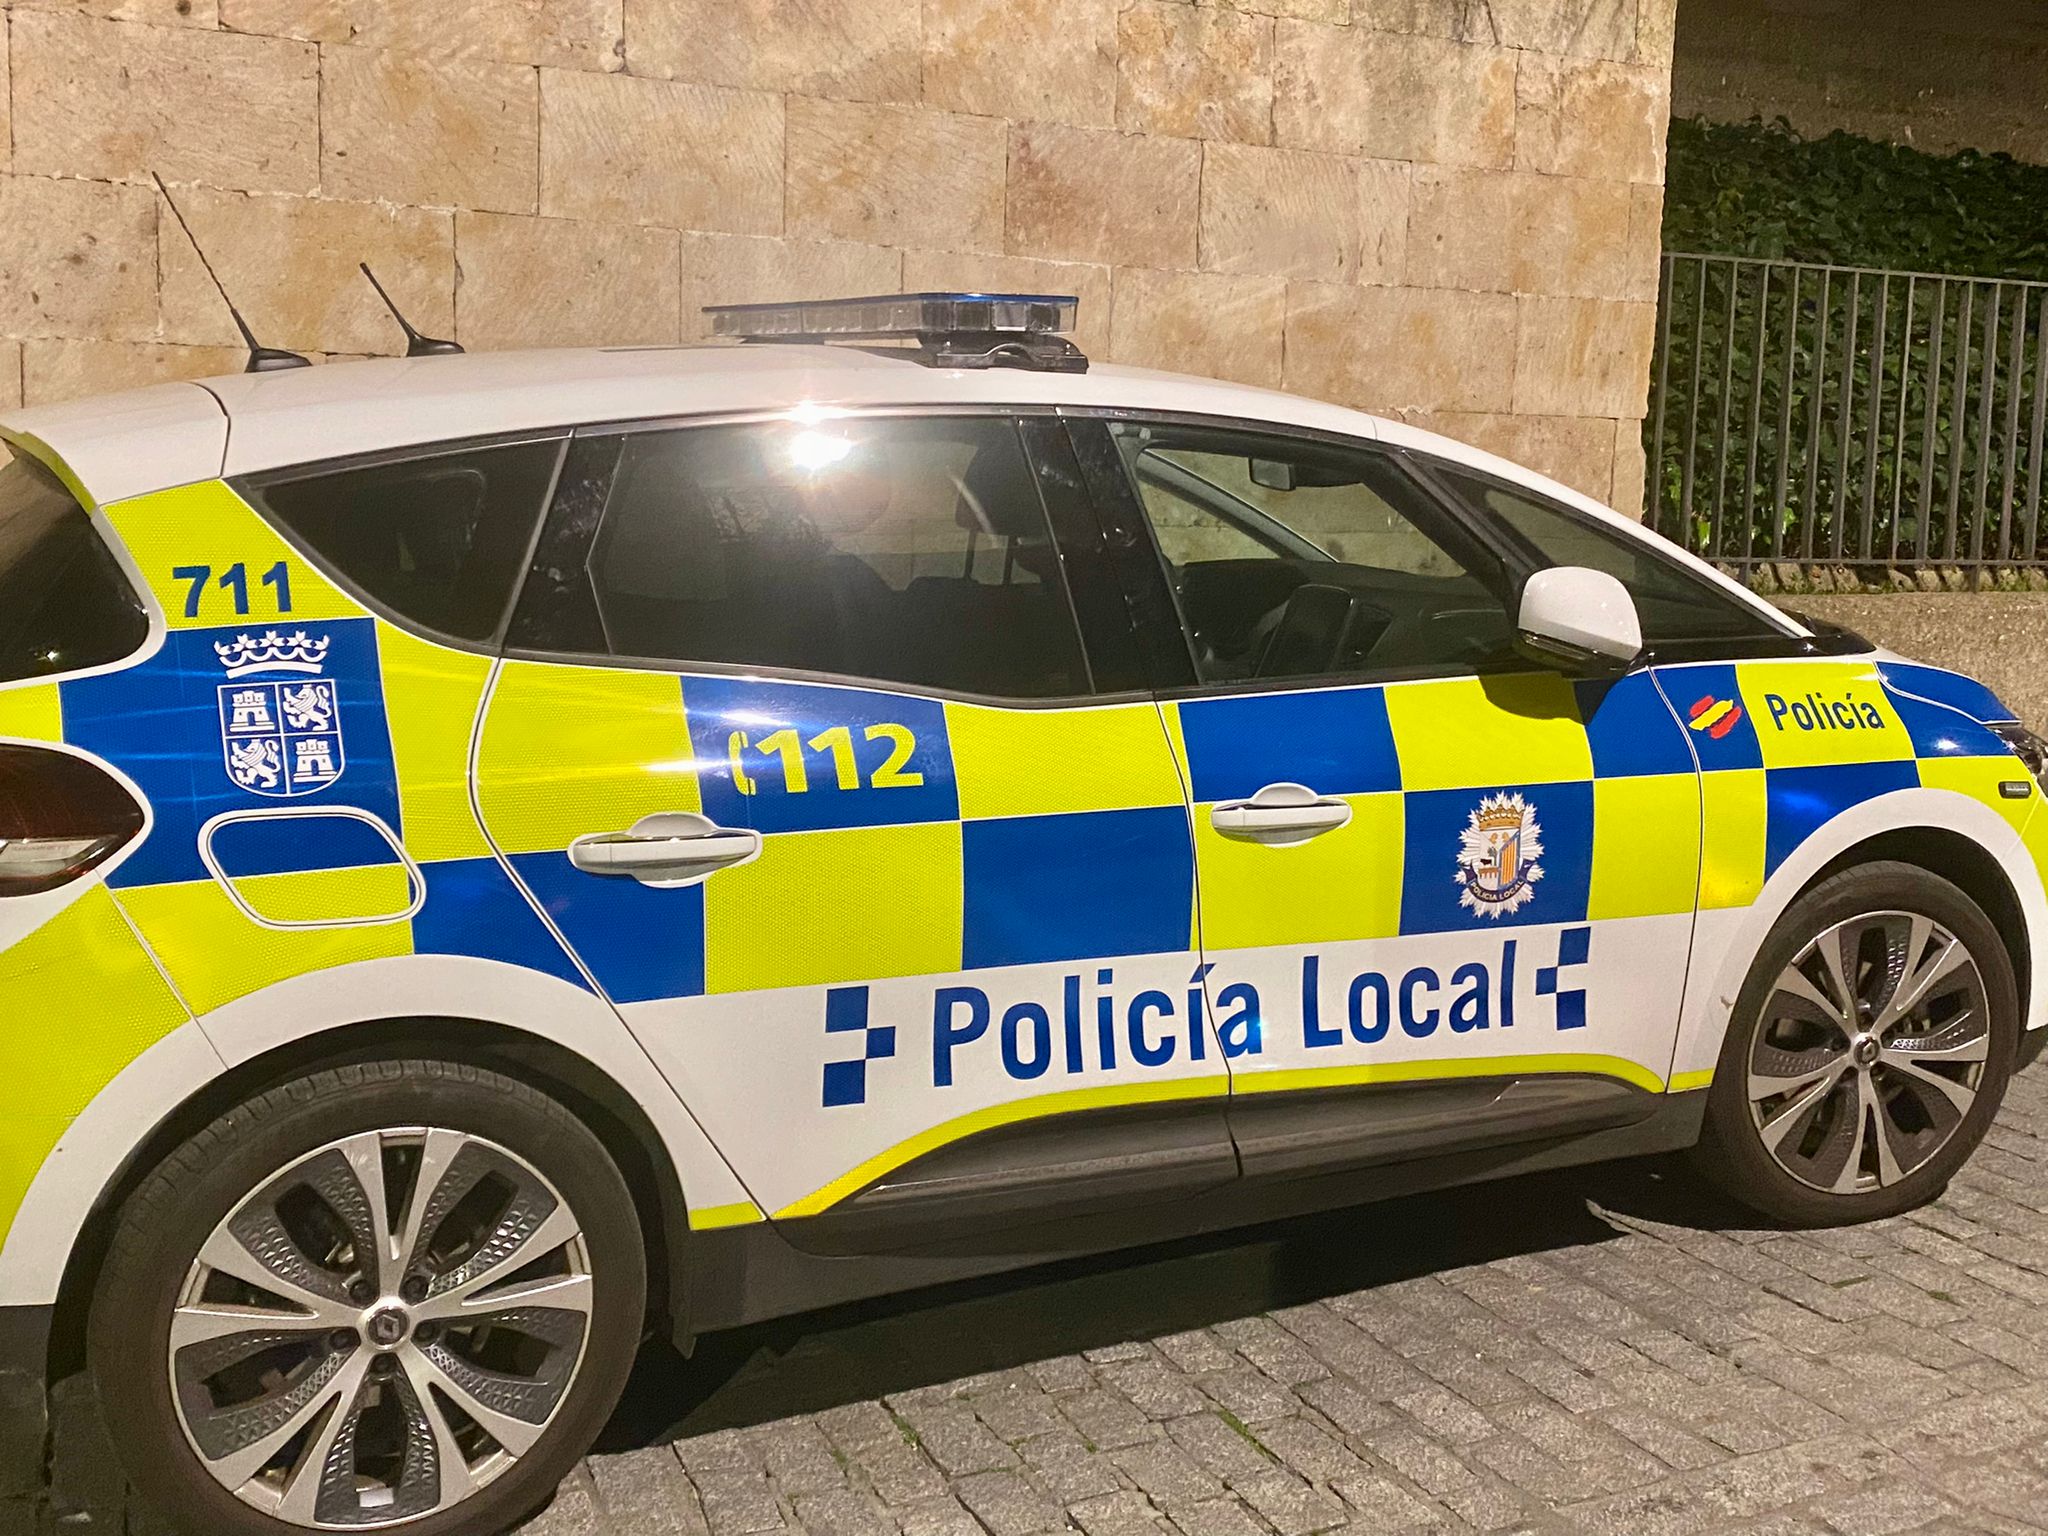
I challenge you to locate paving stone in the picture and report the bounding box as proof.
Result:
[1165,1415,1277,1487]
[899,1405,1022,1477]
[955,1470,1065,1536]
[1231,1472,1347,1536]
[1071,1489,1174,1536]
[588,1449,710,1536]
[1022,1429,1127,1504]
[1063,1390,1167,1450]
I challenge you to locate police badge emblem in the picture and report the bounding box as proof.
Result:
[214,631,345,797]
[1456,791,1543,917]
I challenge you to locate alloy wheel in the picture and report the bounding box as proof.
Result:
[167,1127,594,1528]
[1746,909,1991,1195]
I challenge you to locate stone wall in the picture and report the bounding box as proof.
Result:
[1673,0,2048,166]
[0,0,1675,516]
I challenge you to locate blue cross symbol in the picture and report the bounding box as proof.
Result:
[822,985,896,1107]
[1535,926,1592,1030]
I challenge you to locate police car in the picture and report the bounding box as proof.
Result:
[1,292,2042,1535]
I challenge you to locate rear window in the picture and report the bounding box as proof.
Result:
[0,449,149,684]
[246,437,565,643]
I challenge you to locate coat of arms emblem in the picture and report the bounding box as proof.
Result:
[214,631,344,797]
[1456,791,1543,918]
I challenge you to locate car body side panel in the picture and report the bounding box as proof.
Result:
[1161,668,1703,1101]
[0,477,757,1301]
[474,658,1230,1231]
[1658,655,2048,1090]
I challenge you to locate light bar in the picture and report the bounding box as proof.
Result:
[705,292,1079,342]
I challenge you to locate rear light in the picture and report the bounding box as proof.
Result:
[0,743,146,896]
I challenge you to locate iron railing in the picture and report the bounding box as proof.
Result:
[1646,252,2048,576]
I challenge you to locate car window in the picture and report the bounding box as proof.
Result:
[0,448,149,684]
[1433,468,1787,649]
[247,437,565,643]
[1110,422,1519,684]
[527,416,1090,699]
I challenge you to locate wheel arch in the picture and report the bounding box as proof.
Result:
[43,1013,699,1383]
[1671,786,2048,1088]
[1809,825,2031,1020]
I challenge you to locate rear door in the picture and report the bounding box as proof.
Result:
[475,411,1234,1251]
[1070,416,1707,1177]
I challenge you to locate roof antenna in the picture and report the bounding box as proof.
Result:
[150,172,310,374]
[358,263,464,357]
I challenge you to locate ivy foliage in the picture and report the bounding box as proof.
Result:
[1663,116,2048,280]
[1648,118,2048,576]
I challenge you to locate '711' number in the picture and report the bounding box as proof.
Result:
[172,561,294,619]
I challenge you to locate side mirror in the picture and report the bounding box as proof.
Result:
[1516,566,1643,670]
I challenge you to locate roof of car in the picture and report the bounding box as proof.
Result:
[3,343,1412,506]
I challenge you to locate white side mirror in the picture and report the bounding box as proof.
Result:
[1516,566,1643,668]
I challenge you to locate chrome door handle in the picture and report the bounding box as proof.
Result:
[568,812,761,886]
[1211,783,1352,846]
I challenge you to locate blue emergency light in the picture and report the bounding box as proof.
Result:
[703,292,1088,373]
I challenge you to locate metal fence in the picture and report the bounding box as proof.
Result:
[1646,252,2048,577]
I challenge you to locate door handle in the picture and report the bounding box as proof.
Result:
[1211,783,1352,846]
[568,812,761,887]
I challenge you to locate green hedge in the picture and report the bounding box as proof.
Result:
[1664,116,2048,281]
[1651,119,2048,574]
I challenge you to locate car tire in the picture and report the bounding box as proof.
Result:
[1692,860,2019,1227]
[89,1058,645,1536]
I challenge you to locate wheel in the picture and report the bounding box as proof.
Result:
[1693,860,2019,1226]
[89,1059,646,1535]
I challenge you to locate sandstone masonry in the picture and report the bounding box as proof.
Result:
[0,0,1677,516]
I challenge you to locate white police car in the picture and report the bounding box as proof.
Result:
[1,293,2043,1534]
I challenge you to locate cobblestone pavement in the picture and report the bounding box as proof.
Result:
[525,1069,2048,1536]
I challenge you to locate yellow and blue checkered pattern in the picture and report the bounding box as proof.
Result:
[477,665,1199,1002]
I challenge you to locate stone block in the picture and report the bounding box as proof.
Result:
[901,250,1115,357]
[322,46,539,213]
[1637,0,1677,69]
[1516,54,1668,184]
[1611,415,1647,518]
[1006,122,1201,269]
[0,345,18,412]
[11,11,317,192]
[540,69,782,234]
[1625,181,1666,302]
[22,339,248,406]
[1405,165,1514,293]
[1201,0,1346,21]
[1273,22,1514,167]
[1199,143,1407,285]
[1118,2,1273,144]
[455,211,679,349]
[788,98,1006,253]
[681,233,902,339]
[1512,295,1658,417]
[1481,0,1638,60]
[219,0,623,72]
[0,19,9,175]
[10,0,218,23]
[923,0,1118,128]
[1413,410,1619,504]
[1110,267,1286,387]
[0,174,159,342]
[1284,281,1516,414]
[626,0,919,103]
[1508,173,1637,298]
[159,190,454,354]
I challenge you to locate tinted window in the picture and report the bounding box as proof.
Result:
[0,450,148,684]
[523,417,1089,699]
[1437,469,1787,649]
[249,437,564,642]
[1112,422,1519,683]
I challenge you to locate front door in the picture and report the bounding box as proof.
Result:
[473,412,1234,1252]
[1077,417,1704,1177]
